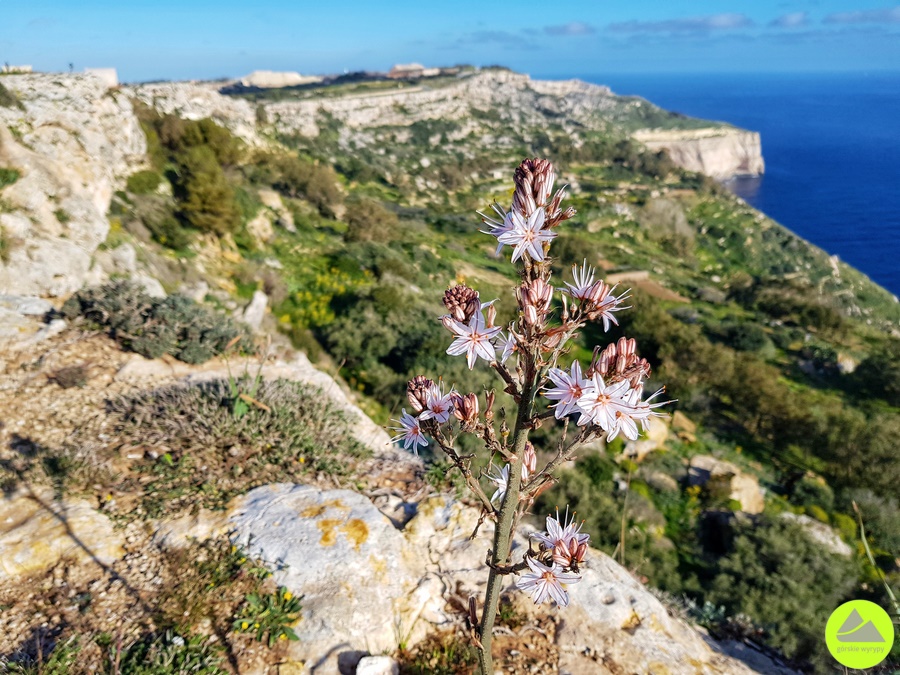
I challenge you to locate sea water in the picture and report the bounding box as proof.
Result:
[579,72,900,295]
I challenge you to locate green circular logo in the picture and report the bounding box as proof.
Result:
[825,600,895,669]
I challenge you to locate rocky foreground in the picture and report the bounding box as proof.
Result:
[0,304,797,674]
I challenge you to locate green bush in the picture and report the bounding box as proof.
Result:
[0,167,20,189]
[789,474,835,513]
[853,339,900,406]
[176,146,241,235]
[126,169,163,195]
[707,516,857,665]
[108,377,370,516]
[722,322,768,352]
[0,82,24,110]
[61,281,252,364]
[344,196,398,243]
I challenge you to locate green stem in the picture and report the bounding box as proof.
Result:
[477,378,535,674]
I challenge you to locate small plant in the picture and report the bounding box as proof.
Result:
[61,280,253,364]
[50,363,90,389]
[113,630,226,674]
[0,167,20,189]
[0,81,24,110]
[397,631,478,675]
[2,636,80,675]
[233,586,302,646]
[126,169,163,195]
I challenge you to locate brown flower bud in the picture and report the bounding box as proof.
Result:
[517,278,553,328]
[443,284,480,323]
[513,158,556,217]
[485,302,497,329]
[522,441,537,482]
[588,337,651,387]
[451,392,479,426]
[484,390,495,420]
[406,375,434,413]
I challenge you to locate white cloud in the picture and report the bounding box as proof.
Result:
[609,13,754,33]
[769,12,810,28]
[544,22,596,36]
[824,6,900,23]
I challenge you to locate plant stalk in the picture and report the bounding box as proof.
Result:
[477,378,535,674]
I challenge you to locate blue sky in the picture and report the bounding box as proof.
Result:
[2,1,899,82]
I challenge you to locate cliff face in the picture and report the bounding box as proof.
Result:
[0,73,145,296]
[633,127,765,180]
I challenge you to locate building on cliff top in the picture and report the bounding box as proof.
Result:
[387,63,441,79]
[240,70,324,89]
[84,68,119,88]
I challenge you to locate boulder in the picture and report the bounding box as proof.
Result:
[688,456,765,514]
[559,552,766,674]
[780,513,853,557]
[622,415,669,462]
[228,484,422,674]
[0,486,124,579]
[355,656,399,675]
[241,290,268,330]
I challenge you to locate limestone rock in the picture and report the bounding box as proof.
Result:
[0,486,124,579]
[241,290,268,330]
[258,188,296,232]
[671,410,697,439]
[633,128,765,180]
[622,415,669,462]
[355,656,399,675]
[0,74,146,296]
[780,513,853,557]
[246,211,274,244]
[559,552,775,674]
[688,456,765,514]
[228,484,421,674]
[0,294,54,316]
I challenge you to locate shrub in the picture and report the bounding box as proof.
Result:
[176,146,241,235]
[54,208,71,224]
[108,377,370,516]
[0,82,24,110]
[789,474,834,513]
[61,281,252,364]
[126,169,163,195]
[344,196,398,243]
[707,516,857,665]
[0,167,20,189]
[722,322,768,352]
[853,339,900,406]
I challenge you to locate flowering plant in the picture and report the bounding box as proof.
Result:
[390,158,667,672]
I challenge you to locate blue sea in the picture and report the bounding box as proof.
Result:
[578,72,900,296]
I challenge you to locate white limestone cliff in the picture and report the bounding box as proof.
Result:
[634,127,765,180]
[0,72,146,296]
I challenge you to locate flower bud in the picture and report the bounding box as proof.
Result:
[517,278,553,328]
[451,392,479,425]
[522,441,537,482]
[443,285,480,323]
[485,302,497,329]
[588,337,650,387]
[406,375,434,413]
[485,390,495,420]
[513,158,556,217]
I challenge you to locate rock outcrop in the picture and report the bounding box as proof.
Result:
[633,127,765,180]
[0,73,146,296]
[688,455,766,514]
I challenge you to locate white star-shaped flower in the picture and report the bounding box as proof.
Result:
[389,409,428,454]
[575,374,631,431]
[544,361,589,419]
[515,557,582,607]
[418,380,456,424]
[446,312,501,369]
[496,209,556,263]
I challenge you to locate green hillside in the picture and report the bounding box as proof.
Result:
[101,77,900,671]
